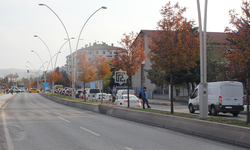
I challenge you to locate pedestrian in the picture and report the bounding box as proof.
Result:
[112,85,117,104]
[141,87,151,109]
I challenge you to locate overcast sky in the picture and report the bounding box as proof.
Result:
[0,0,243,71]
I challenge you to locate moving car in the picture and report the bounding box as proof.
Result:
[92,93,107,102]
[28,88,41,93]
[115,94,141,107]
[188,81,244,116]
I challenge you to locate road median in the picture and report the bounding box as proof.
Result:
[40,93,250,148]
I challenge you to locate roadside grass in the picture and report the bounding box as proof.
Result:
[46,93,101,104]
[45,93,250,128]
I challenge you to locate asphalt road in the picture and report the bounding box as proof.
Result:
[149,103,248,121]
[0,93,248,150]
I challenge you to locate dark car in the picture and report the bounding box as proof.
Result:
[76,90,83,98]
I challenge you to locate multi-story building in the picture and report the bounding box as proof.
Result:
[65,42,117,88]
[131,30,227,99]
[6,73,19,83]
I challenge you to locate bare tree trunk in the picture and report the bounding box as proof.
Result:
[127,77,130,108]
[101,79,104,104]
[84,82,86,102]
[170,73,174,114]
[247,69,249,123]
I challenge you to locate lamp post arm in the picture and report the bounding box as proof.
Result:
[54,38,73,68]
[32,51,45,72]
[36,36,53,70]
[75,7,105,51]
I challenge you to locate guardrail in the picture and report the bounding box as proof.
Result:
[40,93,250,148]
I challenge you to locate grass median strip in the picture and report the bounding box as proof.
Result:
[45,93,250,128]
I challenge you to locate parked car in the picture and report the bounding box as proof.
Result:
[65,88,72,96]
[76,89,83,98]
[188,81,244,116]
[28,88,41,93]
[103,94,112,103]
[115,94,141,107]
[92,93,107,102]
[85,88,101,101]
[116,89,135,96]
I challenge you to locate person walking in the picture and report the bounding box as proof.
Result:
[141,87,151,109]
[112,85,117,104]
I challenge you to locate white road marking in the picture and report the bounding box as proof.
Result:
[58,117,71,123]
[2,97,15,150]
[80,127,100,136]
[124,147,133,150]
[27,94,50,113]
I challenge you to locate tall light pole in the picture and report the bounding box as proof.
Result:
[34,35,53,70]
[31,50,46,82]
[197,0,208,118]
[73,6,107,97]
[26,66,32,88]
[54,37,74,69]
[27,61,39,90]
[39,3,74,98]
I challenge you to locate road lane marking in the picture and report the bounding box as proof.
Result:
[80,127,100,136]
[2,97,15,150]
[124,147,133,150]
[58,117,71,123]
[27,94,50,113]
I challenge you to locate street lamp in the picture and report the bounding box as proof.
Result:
[196,0,208,118]
[31,50,46,83]
[73,6,107,97]
[27,61,39,90]
[34,35,53,71]
[39,3,74,98]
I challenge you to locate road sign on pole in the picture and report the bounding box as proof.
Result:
[43,82,49,89]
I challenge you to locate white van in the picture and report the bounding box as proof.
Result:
[85,88,100,101]
[188,81,244,116]
[116,89,135,96]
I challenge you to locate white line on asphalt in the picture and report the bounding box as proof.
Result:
[2,96,15,150]
[58,117,71,123]
[80,127,100,136]
[27,94,50,113]
[124,147,134,150]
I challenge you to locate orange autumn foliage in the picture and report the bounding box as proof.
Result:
[94,55,110,80]
[112,31,145,77]
[76,52,96,84]
[48,71,64,84]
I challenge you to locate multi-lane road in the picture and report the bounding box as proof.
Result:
[0,93,248,150]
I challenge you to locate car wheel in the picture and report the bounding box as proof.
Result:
[29,92,31,93]
[210,106,217,116]
[189,104,195,113]
[37,91,39,93]
[232,111,239,117]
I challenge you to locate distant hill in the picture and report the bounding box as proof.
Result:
[0,68,43,79]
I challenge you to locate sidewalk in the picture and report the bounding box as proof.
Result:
[147,98,249,114]
[147,98,187,106]
[0,93,16,108]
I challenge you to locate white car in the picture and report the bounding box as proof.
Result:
[103,94,112,103]
[115,95,141,107]
[92,93,107,102]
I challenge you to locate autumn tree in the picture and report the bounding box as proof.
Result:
[112,31,146,107]
[76,52,96,101]
[148,2,199,113]
[48,71,59,85]
[94,55,110,104]
[220,0,250,123]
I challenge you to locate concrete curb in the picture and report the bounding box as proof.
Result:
[0,94,17,108]
[40,93,250,148]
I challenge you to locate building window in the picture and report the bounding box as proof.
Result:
[103,51,105,54]
[88,58,92,61]
[88,51,92,54]
[110,51,112,54]
[96,51,99,54]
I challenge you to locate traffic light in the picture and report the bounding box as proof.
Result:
[43,80,45,82]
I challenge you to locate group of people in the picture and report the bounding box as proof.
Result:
[111,86,150,109]
[4,88,13,94]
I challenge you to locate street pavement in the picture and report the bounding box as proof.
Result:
[0,93,247,150]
